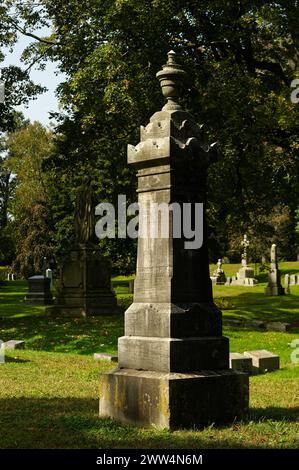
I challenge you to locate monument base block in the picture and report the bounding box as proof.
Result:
[99,368,249,429]
[264,285,285,296]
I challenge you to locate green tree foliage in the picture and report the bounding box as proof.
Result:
[0,140,15,264]
[0,113,28,265]
[4,121,55,276]
[0,1,45,132]
[2,1,299,271]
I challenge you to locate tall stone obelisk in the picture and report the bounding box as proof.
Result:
[99,51,249,428]
[264,244,285,296]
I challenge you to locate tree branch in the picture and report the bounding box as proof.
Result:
[8,17,58,46]
[24,46,53,72]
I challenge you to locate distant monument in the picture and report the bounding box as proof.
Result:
[264,244,285,296]
[211,258,226,285]
[51,180,118,316]
[99,51,248,428]
[229,235,258,286]
[24,257,53,305]
[24,275,53,305]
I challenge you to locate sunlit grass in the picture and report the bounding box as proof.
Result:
[0,263,298,448]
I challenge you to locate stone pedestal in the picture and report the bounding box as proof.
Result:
[99,51,249,429]
[244,350,280,373]
[51,244,118,316]
[264,244,285,296]
[24,275,53,305]
[229,353,253,374]
[211,259,226,285]
[232,262,258,286]
[230,235,258,286]
[100,369,248,429]
[264,284,285,296]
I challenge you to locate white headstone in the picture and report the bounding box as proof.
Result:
[46,268,53,290]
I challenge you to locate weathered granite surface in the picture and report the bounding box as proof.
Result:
[100,369,249,429]
[99,51,249,428]
[229,353,253,374]
[244,350,280,373]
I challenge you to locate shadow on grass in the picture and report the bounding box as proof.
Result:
[249,406,299,422]
[0,397,298,449]
[0,315,124,355]
[0,280,45,318]
[222,291,299,323]
[280,267,299,276]
[2,356,30,363]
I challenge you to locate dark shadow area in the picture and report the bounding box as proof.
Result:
[249,407,299,422]
[0,315,123,355]
[0,397,298,449]
[0,280,45,318]
[221,291,299,323]
[2,356,30,363]
[280,267,299,276]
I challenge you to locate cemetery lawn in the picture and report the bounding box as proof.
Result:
[0,263,298,449]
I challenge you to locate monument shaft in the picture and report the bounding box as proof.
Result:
[99,52,248,428]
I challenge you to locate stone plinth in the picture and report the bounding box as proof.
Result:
[24,275,53,305]
[211,259,226,285]
[4,340,25,350]
[230,235,258,286]
[51,244,118,317]
[231,265,258,286]
[244,350,279,373]
[100,369,248,429]
[118,335,229,372]
[94,353,118,362]
[264,284,285,296]
[229,353,253,374]
[99,51,248,428]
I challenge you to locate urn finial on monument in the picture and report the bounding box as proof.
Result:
[156,50,187,110]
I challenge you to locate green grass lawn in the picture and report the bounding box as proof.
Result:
[0,263,298,448]
[211,262,299,323]
[0,329,298,449]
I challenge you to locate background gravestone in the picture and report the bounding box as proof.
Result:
[232,235,258,286]
[50,181,118,317]
[264,244,285,296]
[211,258,226,285]
[24,275,53,305]
[99,51,249,429]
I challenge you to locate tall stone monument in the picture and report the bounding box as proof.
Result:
[232,234,258,286]
[51,181,118,316]
[99,51,249,428]
[264,244,285,296]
